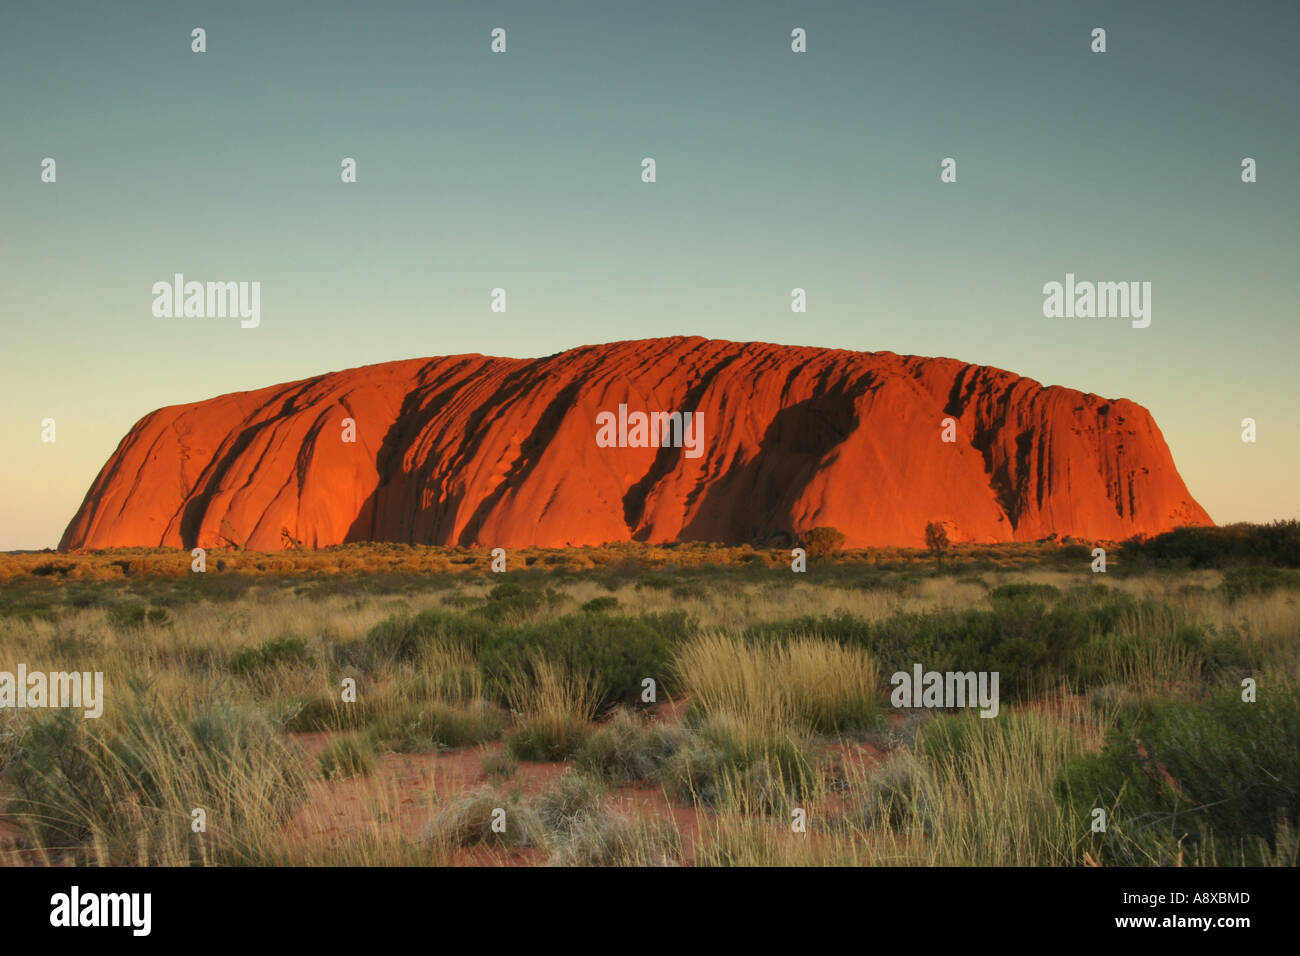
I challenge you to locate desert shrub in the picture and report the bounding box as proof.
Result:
[1077,591,1143,635]
[575,708,688,783]
[284,693,373,732]
[635,573,676,593]
[581,596,619,613]
[802,526,847,559]
[1057,686,1300,865]
[331,638,371,672]
[105,602,169,630]
[1068,621,1235,691]
[482,613,675,710]
[669,580,709,600]
[869,598,1088,701]
[365,610,497,664]
[1220,566,1300,602]
[859,752,933,833]
[1123,521,1300,569]
[639,610,695,644]
[469,582,565,623]
[990,582,1060,603]
[746,600,1089,702]
[229,634,308,674]
[367,700,505,753]
[188,573,257,602]
[743,611,870,647]
[504,656,599,761]
[0,599,59,621]
[318,734,377,779]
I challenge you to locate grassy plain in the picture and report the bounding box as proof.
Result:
[0,531,1296,866]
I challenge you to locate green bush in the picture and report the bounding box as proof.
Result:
[105,602,170,630]
[639,610,695,643]
[229,634,308,674]
[802,526,847,559]
[990,582,1060,603]
[581,596,620,613]
[468,582,565,623]
[365,610,497,664]
[367,700,505,753]
[1123,520,1300,569]
[1220,566,1300,602]
[1057,687,1300,865]
[481,613,676,711]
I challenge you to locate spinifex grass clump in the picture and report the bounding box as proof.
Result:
[366,699,506,753]
[667,634,879,807]
[318,733,377,779]
[4,686,307,865]
[532,770,605,834]
[424,785,540,850]
[576,707,689,784]
[676,633,882,735]
[880,699,1105,865]
[667,712,812,809]
[546,807,682,866]
[504,655,601,761]
[284,691,375,732]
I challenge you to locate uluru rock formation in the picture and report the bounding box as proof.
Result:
[60,337,1212,551]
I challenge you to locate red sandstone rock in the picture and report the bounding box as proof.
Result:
[59,337,1213,551]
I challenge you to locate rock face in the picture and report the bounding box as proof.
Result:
[60,337,1213,551]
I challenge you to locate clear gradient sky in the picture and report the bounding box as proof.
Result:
[1,0,1296,550]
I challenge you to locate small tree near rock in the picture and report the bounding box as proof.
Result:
[924,521,950,570]
[802,526,847,560]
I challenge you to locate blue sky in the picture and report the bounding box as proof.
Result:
[1,0,1296,548]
